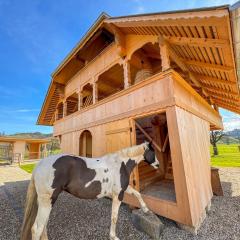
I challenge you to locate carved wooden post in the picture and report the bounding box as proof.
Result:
[159,37,171,71]
[78,90,83,111]
[123,60,131,89]
[213,104,219,113]
[93,80,98,104]
[63,100,67,117]
[55,109,58,121]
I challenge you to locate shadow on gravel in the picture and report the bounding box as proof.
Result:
[0,179,239,240]
[0,180,150,240]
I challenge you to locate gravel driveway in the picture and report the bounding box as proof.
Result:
[0,166,239,240]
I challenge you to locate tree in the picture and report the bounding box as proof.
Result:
[210,131,225,156]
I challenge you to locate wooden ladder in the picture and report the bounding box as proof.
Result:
[165,153,173,180]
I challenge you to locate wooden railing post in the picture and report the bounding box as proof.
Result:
[123,60,131,89]
[78,90,82,111]
[63,100,67,117]
[93,81,98,104]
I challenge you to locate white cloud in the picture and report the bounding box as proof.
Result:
[136,6,145,13]
[205,0,236,6]
[131,0,146,14]
[15,109,39,113]
[222,112,240,131]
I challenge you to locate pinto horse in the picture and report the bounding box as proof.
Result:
[20,142,159,240]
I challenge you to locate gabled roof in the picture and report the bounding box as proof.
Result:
[38,4,240,126]
[37,12,110,126]
[52,12,110,78]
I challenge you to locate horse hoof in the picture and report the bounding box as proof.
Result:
[142,207,149,213]
[110,236,120,240]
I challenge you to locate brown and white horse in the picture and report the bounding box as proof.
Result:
[20,142,159,240]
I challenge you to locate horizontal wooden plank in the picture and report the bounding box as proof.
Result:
[165,36,229,48]
[195,74,236,85]
[184,59,234,72]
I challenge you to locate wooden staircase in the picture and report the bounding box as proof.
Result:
[165,153,173,180]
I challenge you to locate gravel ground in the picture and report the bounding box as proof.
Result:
[0,166,239,240]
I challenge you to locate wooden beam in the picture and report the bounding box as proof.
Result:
[203,85,239,97]
[66,96,78,103]
[107,13,228,28]
[213,100,240,112]
[205,89,237,100]
[54,82,65,98]
[184,59,233,72]
[159,36,212,102]
[162,133,169,153]
[164,36,229,48]
[97,79,121,92]
[194,74,237,86]
[108,23,126,58]
[135,121,162,153]
[211,95,240,107]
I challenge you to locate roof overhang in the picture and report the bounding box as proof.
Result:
[37,13,110,126]
[0,137,50,144]
[52,12,110,78]
[38,4,240,126]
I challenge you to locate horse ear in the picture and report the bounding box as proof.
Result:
[148,141,153,150]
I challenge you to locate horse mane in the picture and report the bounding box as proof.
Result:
[117,142,147,158]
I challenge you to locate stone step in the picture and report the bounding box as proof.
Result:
[131,209,165,239]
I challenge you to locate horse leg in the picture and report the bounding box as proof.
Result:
[31,195,52,240]
[40,225,48,240]
[110,195,121,240]
[126,185,149,213]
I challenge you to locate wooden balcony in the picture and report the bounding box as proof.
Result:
[53,70,222,136]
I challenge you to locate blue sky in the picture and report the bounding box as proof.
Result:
[0,0,239,134]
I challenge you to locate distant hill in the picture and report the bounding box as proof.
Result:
[1,129,239,144]
[227,129,240,139]
[218,129,240,144]
[6,132,52,139]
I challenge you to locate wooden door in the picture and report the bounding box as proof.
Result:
[106,118,140,190]
[106,119,132,153]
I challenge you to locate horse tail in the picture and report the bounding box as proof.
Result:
[20,175,38,240]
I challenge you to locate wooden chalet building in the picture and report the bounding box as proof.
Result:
[38,3,240,231]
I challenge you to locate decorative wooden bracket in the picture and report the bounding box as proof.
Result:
[158,35,215,105]
[159,37,171,71]
[108,23,126,58]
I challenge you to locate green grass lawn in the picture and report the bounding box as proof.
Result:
[19,144,240,173]
[211,144,240,167]
[20,163,36,173]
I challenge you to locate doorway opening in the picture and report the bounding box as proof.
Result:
[79,130,92,157]
[134,112,176,202]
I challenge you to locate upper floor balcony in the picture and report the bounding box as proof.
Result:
[53,69,222,136]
